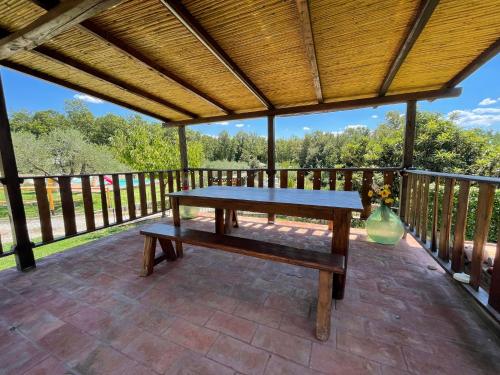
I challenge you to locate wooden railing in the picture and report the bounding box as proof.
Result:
[401,169,500,316]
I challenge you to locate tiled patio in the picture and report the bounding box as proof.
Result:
[0,216,499,375]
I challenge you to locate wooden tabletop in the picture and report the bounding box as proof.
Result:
[168,186,363,211]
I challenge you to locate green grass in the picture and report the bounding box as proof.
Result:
[0,223,135,271]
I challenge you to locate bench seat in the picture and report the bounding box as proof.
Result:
[139,223,343,341]
[140,223,345,274]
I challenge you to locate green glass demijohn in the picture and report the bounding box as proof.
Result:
[366,204,404,245]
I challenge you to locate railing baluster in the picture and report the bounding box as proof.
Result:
[420,176,430,244]
[297,170,304,189]
[247,170,254,187]
[81,175,95,231]
[175,170,181,191]
[450,180,470,272]
[218,170,223,186]
[98,175,109,227]
[431,176,439,252]
[258,170,264,187]
[488,231,500,312]
[313,170,321,190]
[138,172,147,216]
[190,170,196,189]
[199,170,204,188]
[125,173,136,220]
[34,177,53,242]
[112,174,123,223]
[360,170,373,219]
[329,170,336,190]
[415,175,422,238]
[150,172,158,213]
[208,170,213,186]
[227,170,233,186]
[167,171,174,193]
[343,171,352,191]
[236,170,242,186]
[280,170,288,188]
[410,174,418,231]
[383,171,394,187]
[470,183,495,290]
[404,173,412,225]
[159,171,166,214]
[58,176,77,235]
[438,178,455,261]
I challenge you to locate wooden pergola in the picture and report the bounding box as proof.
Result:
[0,0,499,271]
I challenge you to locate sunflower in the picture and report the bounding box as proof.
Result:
[385,198,394,204]
[380,189,390,198]
[368,190,373,197]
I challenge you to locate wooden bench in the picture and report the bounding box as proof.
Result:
[140,223,345,341]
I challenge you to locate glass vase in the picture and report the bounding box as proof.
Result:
[366,205,404,245]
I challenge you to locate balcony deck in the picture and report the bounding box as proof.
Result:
[0,216,499,375]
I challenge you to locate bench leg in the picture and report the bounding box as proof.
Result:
[224,209,232,234]
[316,270,333,341]
[215,208,225,234]
[159,238,177,261]
[171,197,183,258]
[232,210,239,228]
[141,236,157,277]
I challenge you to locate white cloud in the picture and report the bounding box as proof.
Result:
[235,123,245,128]
[448,108,500,127]
[303,126,311,131]
[345,124,367,129]
[214,121,229,126]
[371,115,378,119]
[74,93,103,104]
[331,131,343,136]
[478,97,496,106]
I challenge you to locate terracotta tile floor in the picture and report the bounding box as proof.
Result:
[1,215,499,375]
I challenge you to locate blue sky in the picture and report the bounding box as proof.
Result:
[1,54,499,139]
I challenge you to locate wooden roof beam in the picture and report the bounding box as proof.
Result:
[160,0,273,109]
[379,0,440,96]
[0,0,125,60]
[0,61,170,122]
[30,0,231,114]
[164,87,461,127]
[295,0,323,103]
[33,45,197,118]
[445,37,500,89]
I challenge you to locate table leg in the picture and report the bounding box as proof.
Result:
[215,208,225,234]
[331,209,351,299]
[171,197,183,258]
[224,209,232,234]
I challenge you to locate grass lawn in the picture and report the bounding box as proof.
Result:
[0,223,136,271]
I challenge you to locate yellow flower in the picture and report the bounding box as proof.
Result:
[383,184,390,189]
[380,189,390,198]
[385,198,394,204]
[368,190,373,197]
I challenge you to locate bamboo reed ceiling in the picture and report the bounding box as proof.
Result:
[0,0,499,123]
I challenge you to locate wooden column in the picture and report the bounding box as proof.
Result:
[0,72,35,271]
[267,115,276,223]
[399,100,417,219]
[178,125,189,189]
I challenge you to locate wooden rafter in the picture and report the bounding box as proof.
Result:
[0,0,125,60]
[33,46,197,118]
[164,87,461,127]
[379,0,440,96]
[30,0,230,114]
[295,0,323,103]
[0,60,171,122]
[159,0,273,109]
[445,37,500,89]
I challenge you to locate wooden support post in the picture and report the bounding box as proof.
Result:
[178,125,189,190]
[267,115,276,223]
[399,100,417,219]
[0,72,35,270]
